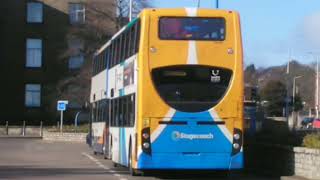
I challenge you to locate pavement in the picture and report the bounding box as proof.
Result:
[0,138,301,180]
[281,176,310,180]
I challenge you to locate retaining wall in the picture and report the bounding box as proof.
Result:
[293,147,320,179]
[42,131,87,142]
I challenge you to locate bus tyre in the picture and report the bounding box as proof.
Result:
[113,162,118,167]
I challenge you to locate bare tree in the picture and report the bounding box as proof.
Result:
[45,0,151,121]
[117,0,151,29]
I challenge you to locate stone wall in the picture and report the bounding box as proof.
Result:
[42,131,87,142]
[294,147,320,179]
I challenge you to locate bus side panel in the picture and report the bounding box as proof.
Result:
[109,55,138,166]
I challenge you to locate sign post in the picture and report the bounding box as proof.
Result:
[57,100,68,133]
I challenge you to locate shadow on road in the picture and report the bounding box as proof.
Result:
[142,170,280,180]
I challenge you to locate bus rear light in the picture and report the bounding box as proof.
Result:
[141,127,151,155]
[142,133,149,139]
[143,142,150,149]
[231,128,243,156]
[233,133,240,140]
[233,143,240,149]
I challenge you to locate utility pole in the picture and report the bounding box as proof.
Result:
[285,49,292,120]
[308,52,319,118]
[216,0,219,9]
[316,56,319,118]
[285,61,290,119]
[129,0,133,21]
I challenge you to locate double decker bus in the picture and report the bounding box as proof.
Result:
[90,8,244,174]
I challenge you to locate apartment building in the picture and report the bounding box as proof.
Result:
[0,0,115,124]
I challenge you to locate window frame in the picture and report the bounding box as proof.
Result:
[68,53,84,70]
[25,84,41,108]
[26,38,43,68]
[26,2,44,23]
[68,3,86,25]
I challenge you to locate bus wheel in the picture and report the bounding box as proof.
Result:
[113,162,118,167]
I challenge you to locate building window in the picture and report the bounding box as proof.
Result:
[27,2,43,23]
[25,84,41,107]
[68,39,84,69]
[69,3,85,24]
[69,54,84,69]
[26,39,42,68]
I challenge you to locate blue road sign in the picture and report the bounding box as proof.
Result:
[57,101,68,111]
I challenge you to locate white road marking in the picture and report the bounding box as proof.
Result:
[82,152,128,180]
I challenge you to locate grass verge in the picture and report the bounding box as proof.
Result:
[303,133,320,149]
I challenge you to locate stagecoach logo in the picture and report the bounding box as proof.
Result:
[172,131,214,141]
[211,70,221,83]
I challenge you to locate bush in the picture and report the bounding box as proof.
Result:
[303,133,320,149]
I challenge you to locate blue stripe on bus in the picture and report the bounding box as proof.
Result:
[119,89,124,96]
[229,152,243,169]
[137,111,243,169]
[120,128,127,165]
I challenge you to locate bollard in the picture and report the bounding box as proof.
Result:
[40,121,43,137]
[22,121,26,136]
[5,121,8,135]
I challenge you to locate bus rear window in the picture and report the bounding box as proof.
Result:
[159,17,226,41]
[152,65,232,112]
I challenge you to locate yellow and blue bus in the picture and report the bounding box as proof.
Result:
[90,8,244,174]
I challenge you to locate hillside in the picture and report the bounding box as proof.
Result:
[245,61,316,109]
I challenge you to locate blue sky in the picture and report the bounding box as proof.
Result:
[147,0,320,67]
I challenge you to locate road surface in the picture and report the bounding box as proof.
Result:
[0,138,279,180]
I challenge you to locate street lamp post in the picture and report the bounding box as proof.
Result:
[129,0,133,22]
[308,52,319,118]
[292,75,303,130]
[293,75,303,110]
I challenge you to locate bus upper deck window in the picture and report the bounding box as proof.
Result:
[159,17,226,41]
